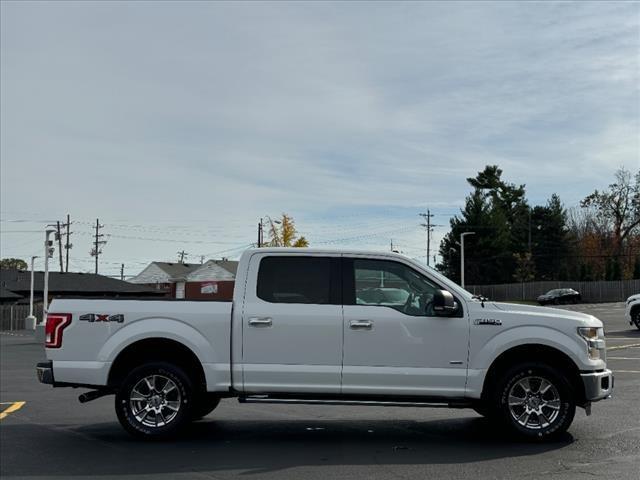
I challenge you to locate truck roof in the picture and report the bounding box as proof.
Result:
[244,247,412,258]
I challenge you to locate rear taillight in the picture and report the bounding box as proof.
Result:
[45,313,72,348]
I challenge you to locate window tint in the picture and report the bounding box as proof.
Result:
[351,259,440,316]
[257,256,334,304]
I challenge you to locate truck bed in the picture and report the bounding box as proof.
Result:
[46,299,233,390]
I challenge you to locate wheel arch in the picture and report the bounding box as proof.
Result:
[481,344,585,406]
[108,337,206,392]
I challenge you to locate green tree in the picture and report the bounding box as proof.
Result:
[513,252,536,282]
[266,213,309,247]
[437,189,511,284]
[530,194,571,280]
[467,165,530,254]
[438,166,530,285]
[0,258,28,270]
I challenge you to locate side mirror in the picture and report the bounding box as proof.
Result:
[432,289,457,316]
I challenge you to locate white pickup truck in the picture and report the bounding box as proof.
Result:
[37,248,613,440]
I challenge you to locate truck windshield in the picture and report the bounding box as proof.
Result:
[410,258,475,300]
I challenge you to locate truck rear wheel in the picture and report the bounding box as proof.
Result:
[115,362,193,438]
[493,362,575,441]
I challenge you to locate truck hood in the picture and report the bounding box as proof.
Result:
[486,301,602,328]
[627,294,640,303]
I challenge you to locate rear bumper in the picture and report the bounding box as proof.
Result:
[581,369,614,402]
[36,361,54,385]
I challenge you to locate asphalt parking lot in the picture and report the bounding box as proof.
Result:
[1,302,639,480]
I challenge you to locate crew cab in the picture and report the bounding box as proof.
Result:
[37,248,613,440]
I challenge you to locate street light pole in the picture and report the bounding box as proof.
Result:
[25,256,38,329]
[42,229,56,323]
[460,232,476,288]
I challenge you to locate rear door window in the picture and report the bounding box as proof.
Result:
[257,256,338,304]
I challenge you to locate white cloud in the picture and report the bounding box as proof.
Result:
[1,1,638,274]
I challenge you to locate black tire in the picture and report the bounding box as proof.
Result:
[473,404,488,417]
[191,393,221,420]
[492,362,575,441]
[632,308,640,331]
[115,362,193,439]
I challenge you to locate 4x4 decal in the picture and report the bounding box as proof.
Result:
[79,314,124,324]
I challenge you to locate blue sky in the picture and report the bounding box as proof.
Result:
[1,1,638,277]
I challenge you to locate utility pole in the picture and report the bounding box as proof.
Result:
[177,250,188,263]
[200,255,205,264]
[419,210,442,266]
[390,239,394,252]
[56,221,64,272]
[120,263,124,281]
[91,219,106,274]
[64,213,72,272]
[258,216,280,247]
[528,207,532,252]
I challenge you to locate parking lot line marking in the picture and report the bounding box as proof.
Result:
[608,357,640,360]
[613,370,640,373]
[0,401,25,421]
[607,343,640,351]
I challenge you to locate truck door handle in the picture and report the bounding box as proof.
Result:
[350,320,373,330]
[248,317,272,327]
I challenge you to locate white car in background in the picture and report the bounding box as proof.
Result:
[625,294,640,330]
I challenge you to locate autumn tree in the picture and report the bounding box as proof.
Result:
[577,167,640,279]
[265,214,309,247]
[581,167,640,254]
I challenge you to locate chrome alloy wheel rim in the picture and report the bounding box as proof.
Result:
[508,376,561,430]
[130,375,181,428]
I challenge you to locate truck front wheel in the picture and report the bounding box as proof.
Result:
[191,394,221,420]
[494,363,576,440]
[115,362,193,438]
[631,307,640,330]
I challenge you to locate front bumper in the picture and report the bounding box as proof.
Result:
[36,361,54,385]
[581,369,613,402]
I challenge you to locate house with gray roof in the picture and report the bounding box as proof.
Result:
[129,260,239,299]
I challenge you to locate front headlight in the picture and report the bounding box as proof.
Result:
[578,327,605,360]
